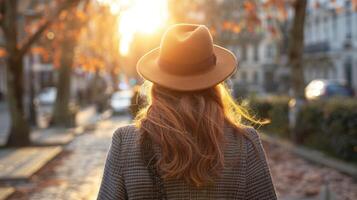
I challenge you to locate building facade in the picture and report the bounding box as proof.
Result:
[303,0,357,91]
[228,34,279,96]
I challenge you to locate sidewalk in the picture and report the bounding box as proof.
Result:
[8,116,130,200]
[0,147,62,181]
[0,105,97,146]
[263,137,357,199]
[0,105,102,199]
[0,187,14,200]
[261,133,357,179]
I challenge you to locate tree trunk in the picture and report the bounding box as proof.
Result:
[110,67,119,91]
[6,55,31,146]
[288,0,307,99]
[28,54,37,126]
[2,0,76,145]
[287,0,307,143]
[51,38,76,127]
[51,4,87,127]
[4,0,31,146]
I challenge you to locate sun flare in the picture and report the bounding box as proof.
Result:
[98,0,169,56]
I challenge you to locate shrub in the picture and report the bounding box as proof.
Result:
[246,96,289,137]
[294,103,324,144]
[322,99,357,161]
[246,96,357,162]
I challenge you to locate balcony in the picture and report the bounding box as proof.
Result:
[304,41,330,54]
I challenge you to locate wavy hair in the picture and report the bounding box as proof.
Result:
[135,82,264,187]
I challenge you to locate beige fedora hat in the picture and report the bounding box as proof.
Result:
[137,24,238,91]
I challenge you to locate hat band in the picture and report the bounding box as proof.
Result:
[158,54,217,76]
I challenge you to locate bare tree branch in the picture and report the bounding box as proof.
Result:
[18,0,80,56]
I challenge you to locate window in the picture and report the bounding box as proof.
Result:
[253,71,259,83]
[306,21,311,42]
[323,16,328,41]
[241,45,247,61]
[266,44,274,58]
[315,16,320,41]
[345,1,352,39]
[332,12,337,39]
[241,71,247,82]
[253,44,259,62]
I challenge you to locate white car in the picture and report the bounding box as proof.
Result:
[35,87,57,106]
[305,79,354,100]
[110,90,133,114]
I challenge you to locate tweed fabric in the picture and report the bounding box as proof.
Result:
[97,125,277,200]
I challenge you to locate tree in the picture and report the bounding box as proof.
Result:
[287,0,307,99]
[75,4,121,91]
[51,1,126,125]
[50,1,89,127]
[0,0,79,146]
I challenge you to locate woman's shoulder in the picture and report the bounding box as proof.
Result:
[243,126,261,143]
[240,126,267,160]
[112,124,139,146]
[226,124,261,143]
[228,125,264,153]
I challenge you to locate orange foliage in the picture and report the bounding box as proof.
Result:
[244,1,256,13]
[232,24,242,33]
[263,0,288,21]
[353,0,357,11]
[73,5,120,73]
[243,1,261,32]
[30,47,50,61]
[223,21,233,30]
[48,5,88,69]
[222,21,243,34]
[0,48,7,57]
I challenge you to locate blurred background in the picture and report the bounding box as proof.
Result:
[0,0,356,199]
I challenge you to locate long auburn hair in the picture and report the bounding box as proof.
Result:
[135,82,264,187]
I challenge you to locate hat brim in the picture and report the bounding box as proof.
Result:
[137,45,238,91]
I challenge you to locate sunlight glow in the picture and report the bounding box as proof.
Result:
[118,0,169,56]
[98,0,169,56]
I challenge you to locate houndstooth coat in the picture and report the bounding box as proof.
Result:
[97,125,277,200]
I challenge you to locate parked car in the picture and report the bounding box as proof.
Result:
[110,90,133,114]
[35,87,57,106]
[305,79,354,100]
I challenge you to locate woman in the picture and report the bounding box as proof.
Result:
[98,24,277,200]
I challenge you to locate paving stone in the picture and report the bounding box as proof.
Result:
[25,116,130,200]
[0,146,62,181]
[31,128,74,146]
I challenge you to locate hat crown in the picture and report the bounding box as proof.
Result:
[158,24,215,75]
[136,23,237,91]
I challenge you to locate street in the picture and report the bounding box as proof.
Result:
[5,115,356,200]
[1,0,357,199]
[8,116,130,200]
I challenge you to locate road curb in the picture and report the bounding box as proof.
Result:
[0,146,63,182]
[0,187,15,200]
[261,133,357,179]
